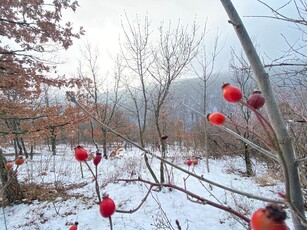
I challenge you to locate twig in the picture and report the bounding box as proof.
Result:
[1,202,8,230]
[295,157,307,166]
[239,100,277,149]
[117,177,251,223]
[79,162,84,178]
[84,161,101,203]
[175,220,182,230]
[183,175,247,229]
[150,192,176,230]
[219,126,278,162]
[108,216,113,230]
[225,119,276,151]
[116,185,154,214]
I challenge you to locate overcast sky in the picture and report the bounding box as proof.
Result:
[58,0,301,77]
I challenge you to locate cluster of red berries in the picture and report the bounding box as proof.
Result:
[74,146,102,166]
[5,155,25,171]
[207,83,265,126]
[73,146,116,228]
[186,158,198,167]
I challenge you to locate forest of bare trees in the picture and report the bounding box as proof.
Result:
[0,0,306,229]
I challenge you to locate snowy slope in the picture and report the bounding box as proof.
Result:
[0,145,293,230]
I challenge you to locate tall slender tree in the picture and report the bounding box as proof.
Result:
[149,20,204,183]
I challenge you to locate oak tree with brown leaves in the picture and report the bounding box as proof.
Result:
[0,0,84,203]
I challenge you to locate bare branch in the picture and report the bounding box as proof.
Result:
[116,178,251,224]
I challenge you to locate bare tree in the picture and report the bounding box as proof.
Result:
[120,13,153,148]
[149,20,204,183]
[252,0,307,87]
[229,49,257,176]
[192,27,224,172]
[77,43,123,158]
[119,14,160,183]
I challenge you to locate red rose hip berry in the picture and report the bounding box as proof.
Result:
[250,204,288,230]
[74,146,89,162]
[69,222,78,230]
[222,83,243,103]
[15,155,25,166]
[5,161,14,170]
[99,194,116,218]
[247,90,265,109]
[186,159,192,166]
[207,112,225,126]
[93,152,102,166]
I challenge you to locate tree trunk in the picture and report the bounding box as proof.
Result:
[51,136,56,155]
[14,137,22,155]
[13,139,18,158]
[20,137,28,158]
[140,133,159,184]
[243,131,253,176]
[220,0,306,228]
[50,128,57,155]
[102,127,108,159]
[244,143,253,176]
[203,79,210,173]
[144,154,159,184]
[30,144,34,159]
[139,128,145,148]
[0,148,23,204]
[160,139,167,184]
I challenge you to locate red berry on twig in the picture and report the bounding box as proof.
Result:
[5,161,14,170]
[250,204,288,230]
[247,90,265,109]
[186,159,192,166]
[69,222,78,230]
[74,146,89,162]
[15,155,25,166]
[100,194,116,218]
[222,83,243,103]
[207,112,225,126]
[93,152,102,166]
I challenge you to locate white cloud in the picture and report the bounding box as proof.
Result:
[58,0,302,77]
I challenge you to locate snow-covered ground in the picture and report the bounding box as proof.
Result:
[0,145,292,230]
